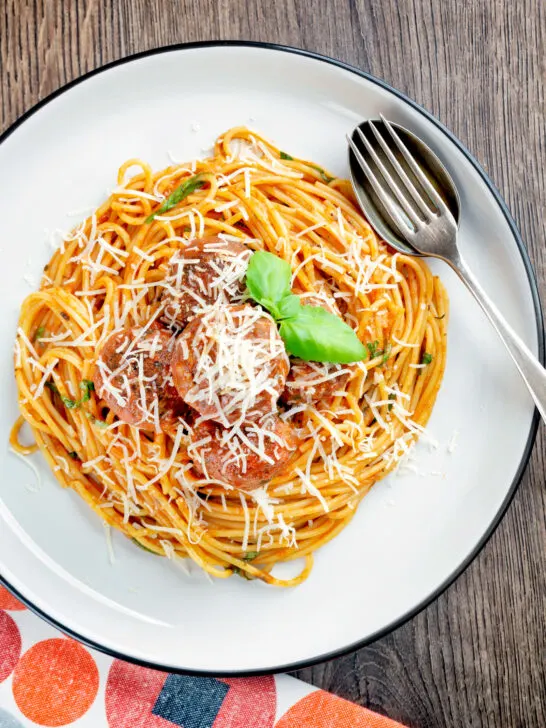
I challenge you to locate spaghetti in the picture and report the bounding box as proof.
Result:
[12,127,448,587]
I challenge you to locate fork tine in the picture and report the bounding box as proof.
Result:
[347,134,416,235]
[355,126,422,226]
[368,121,433,218]
[379,115,449,214]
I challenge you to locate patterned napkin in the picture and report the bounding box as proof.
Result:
[0,585,406,728]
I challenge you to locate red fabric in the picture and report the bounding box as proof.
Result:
[105,660,171,728]
[0,611,21,682]
[217,677,276,728]
[0,584,409,728]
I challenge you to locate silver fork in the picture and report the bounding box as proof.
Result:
[348,116,546,422]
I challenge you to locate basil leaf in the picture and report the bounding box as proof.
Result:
[245,250,365,364]
[388,393,395,411]
[246,251,292,315]
[280,151,293,160]
[34,326,45,341]
[45,380,59,394]
[279,306,366,363]
[380,342,392,365]
[62,396,77,409]
[243,551,259,561]
[422,352,433,365]
[276,294,301,320]
[145,174,205,223]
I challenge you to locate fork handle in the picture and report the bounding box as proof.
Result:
[452,256,546,422]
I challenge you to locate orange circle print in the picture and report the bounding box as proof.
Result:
[12,638,99,727]
[0,586,25,611]
[276,690,407,728]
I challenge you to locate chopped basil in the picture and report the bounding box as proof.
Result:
[79,379,95,403]
[280,151,293,160]
[45,380,59,394]
[55,380,95,410]
[422,352,433,365]
[132,538,159,554]
[380,343,392,365]
[243,551,259,561]
[145,174,205,223]
[309,165,335,184]
[67,451,79,460]
[34,326,45,341]
[231,566,254,580]
[388,393,396,411]
[366,341,380,359]
[85,412,109,428]
[46,378,92,411]
[366,340,391,364]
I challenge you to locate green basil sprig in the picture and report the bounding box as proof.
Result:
[145,174,206,223]
[246,251,366,364]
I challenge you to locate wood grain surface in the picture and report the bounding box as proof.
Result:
[1,1,544,726]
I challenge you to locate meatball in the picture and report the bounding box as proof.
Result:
[189,414,299,489]
[281,294,352,405]
[171,304,289,426]
[93,324,186,432]
[160,236,251,327]
[281,360,353,405]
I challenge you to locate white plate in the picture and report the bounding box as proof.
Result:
[0,43,542,675]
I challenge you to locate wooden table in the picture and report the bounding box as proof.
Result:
[1,2,544,726]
